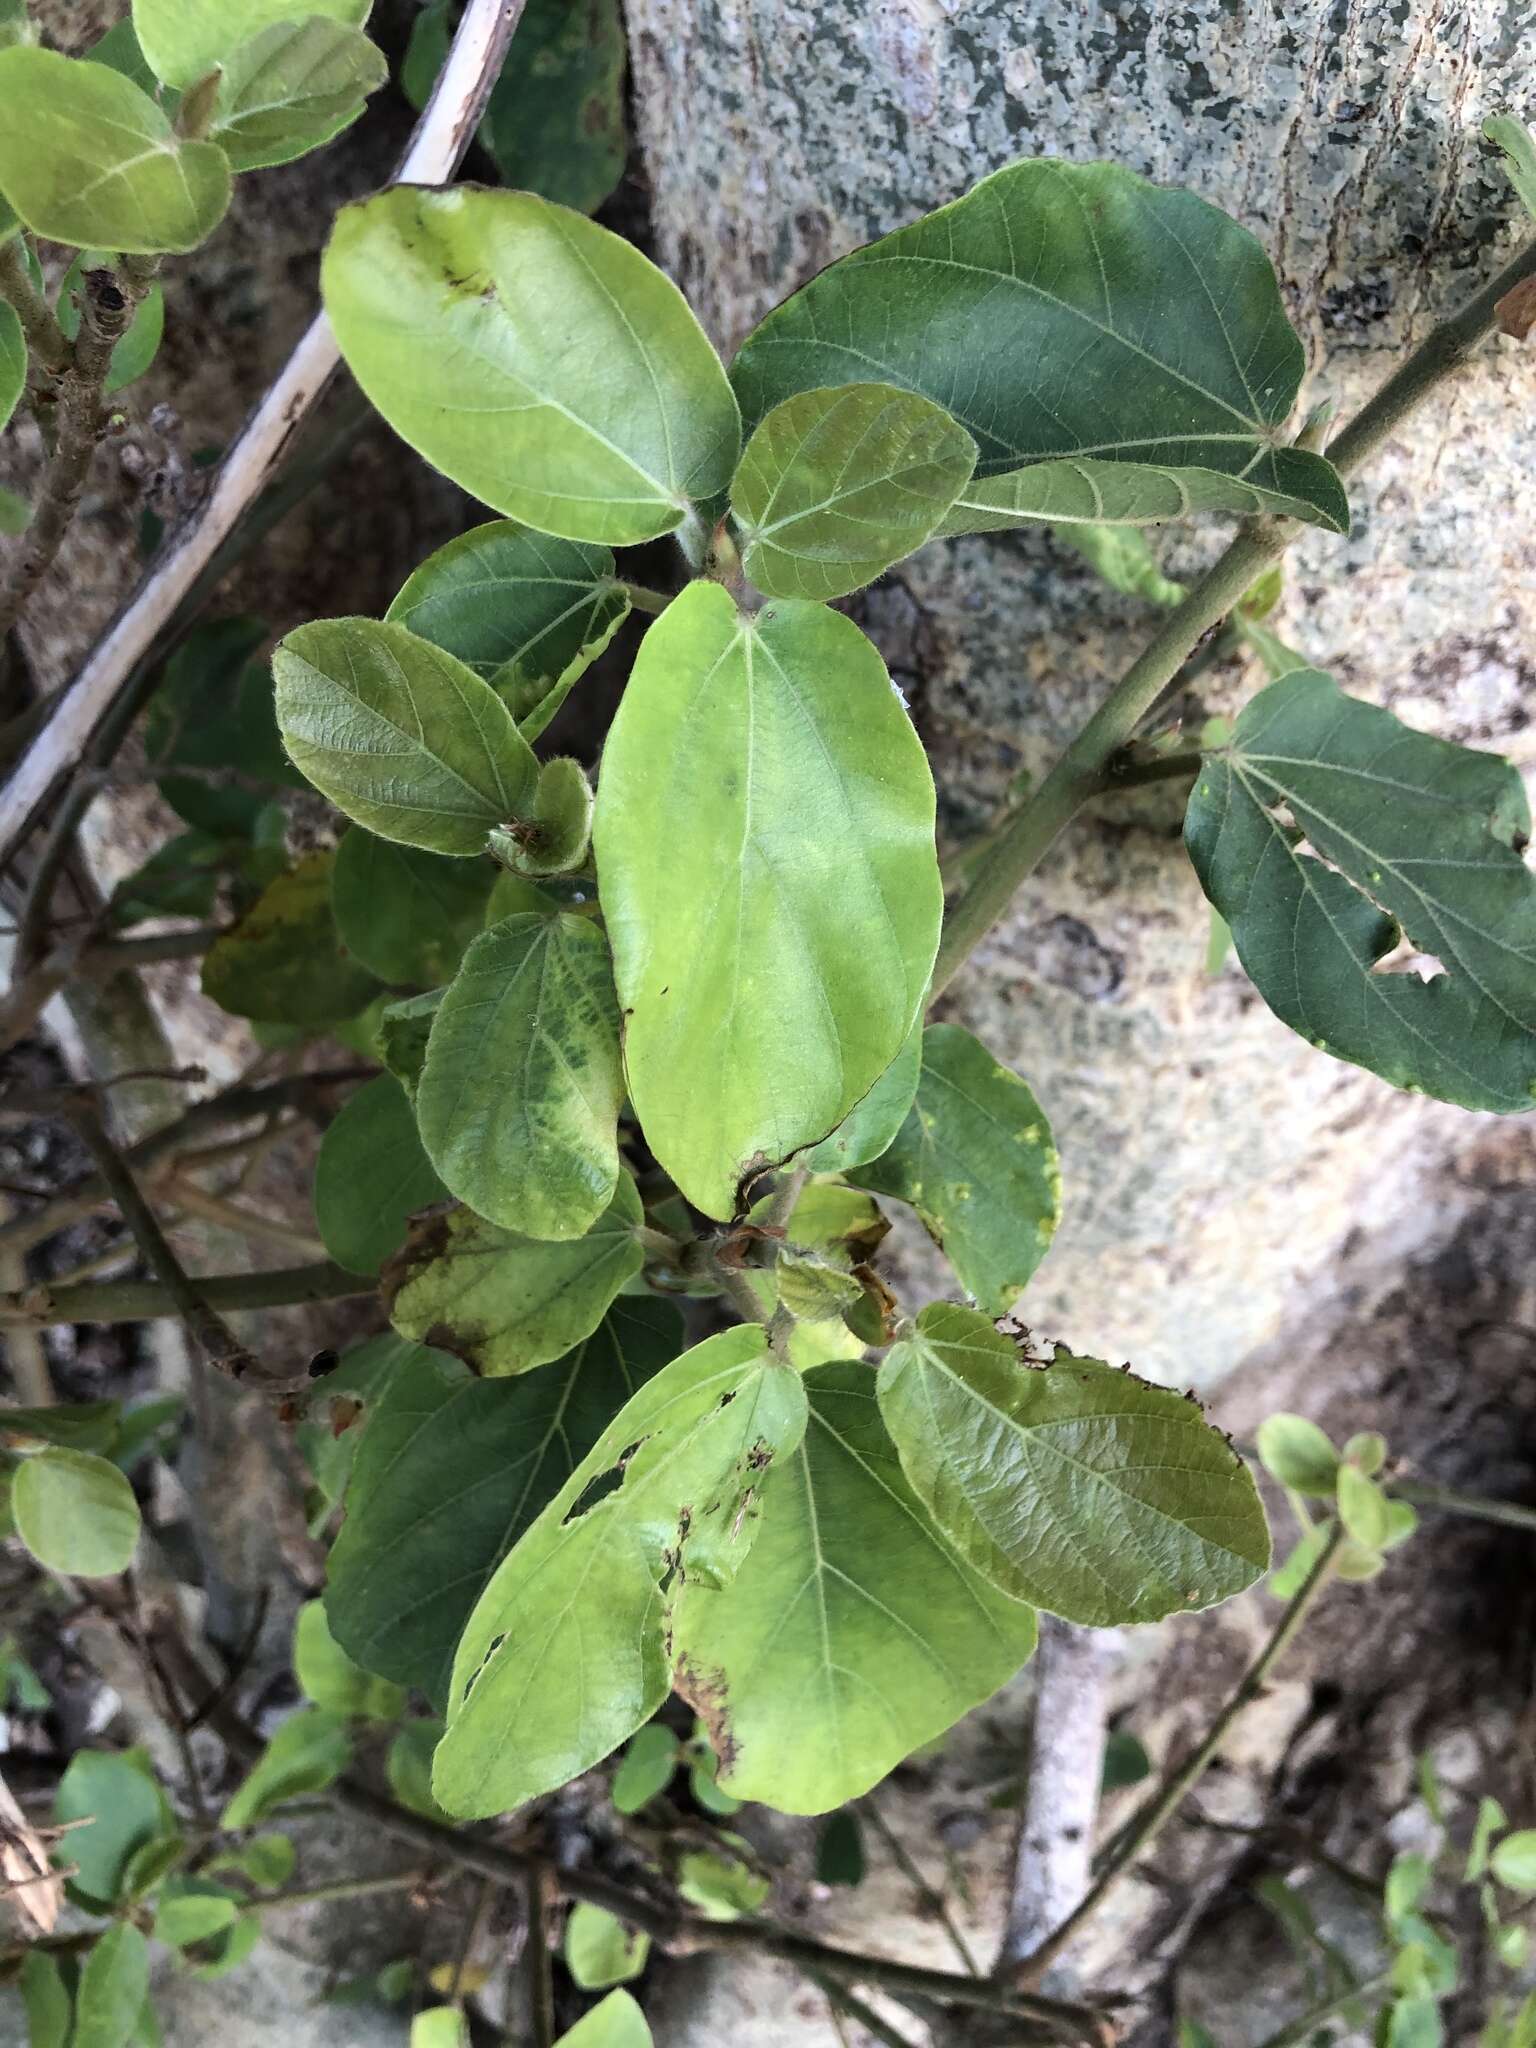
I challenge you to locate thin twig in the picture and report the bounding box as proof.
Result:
[0,239,68,381]
[0,1257,368,1334]
[0,924,225,1054]
[525,1865,556,2047]
[1391,1479,1536,1535]
[864,1799,981,1978]
[160,1176,327,1258]
[804,1968,916,2048]
[248,1868,435,1913]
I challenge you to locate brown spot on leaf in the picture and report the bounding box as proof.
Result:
[673,1651,739,1775]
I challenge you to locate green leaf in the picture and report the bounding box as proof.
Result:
[417,912,622,1240]
[676,1842,769,1921]
[387,1171,646,1374]
[321,185,740,545]
[489,757,593,876]
[479,0,627,215]
[386,520,629,727]
[293,1599,405,1720]
[19,1951,72,2048]
[385,1719,447,1820]
[221,1707,353,1829]
[1387,1996,1445,2048]
[1386,1852,1434,1928]
[798,1022,922,1175]
[326,1299,680,1705]
[732,157,1340,529]
[594,583,940,1218]
[144,616,279,837]
[0,51,230,254]
[1336,1463,1390,1551]
[1,1400,120,1453]
[296,1331,417,1519]
[0,296,22,433]
[815,1811,865,1886]
[207,1832,296,1888]
[564,1901,650,1990]
[202,850,380,1026]
[0,483,28,534]
[274,616,538,856]
[133,0,370,90]
[411,2013,467,2048]
[376,989,444,1104]
[730,382,975,601]
[331,827,496,988]
[671,1360,1037,1813]
[1255,1414,1340,1498]
[84,18,163,96]
[851,1023,1061,1314]
[74,1924,149,2048]
[1101,1730,1152,1791]
[110,829,228,928]
[211,16,386,172]
[556,1993,651,2048]
[936,452,1347,539]
[186,1911,261,1982]
[55,252,164,394]
[1468,1795,1508,1882]
[610,1722,680,1814]
[1059,521,1186,607]
[1492,1831,1536,1894]
[314,1075,447,1276]
[1486,116,1536,220]
[54,1750,172,1909]
[1185,668,1536,1112]
[154,1881,239,1948]
[878,1304,1270,1626]
[433,1328,807,1818]
[13,1447,140,1576]
[118,1832,185,1901]
[1342,1430,1387,1477]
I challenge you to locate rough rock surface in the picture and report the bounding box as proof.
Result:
[629,0,1536,1386]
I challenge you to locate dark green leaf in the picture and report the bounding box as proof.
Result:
[593,583,941,1218]
[55,251,163,394]
[564,1902,650,1990]
[325,1300,680,1706]
[54,1750,172,1909]
[851,1024,1061,1314]
[479,0,627,215]
[387,1172,646,1374]
[19,1951,72,2048]
[879,1304,1271,1626]
[1,1401,120,1453]
[321,186,740,545]
[221,1708,353,1829]
[110,829,228,928]
[144,616,277,837]
[331,826,496,988]
[815,1811,865,1886]
[273,617,538,856]
[132,0,369,90]
[0,50,229,253]
[314,1074,447,1276]
[13,1447,140,1576]
[1101,1730,1151,1791]
[201,850,381,1026]
[84,18,164,97]
[731,382,975,600]
[732,157,1341,530]
[211,16,386,172]
[1185,667,1536,1112]
[74,1923,149,2048]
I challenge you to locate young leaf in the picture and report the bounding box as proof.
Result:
[386,520,629,724]
[935,453,1347,538]
[564,1901,650,1990]
[322,185,741,544]
[730,382,976,600]
[433,1328,808,1818]
[489,757,593,876]
[1336,1464,1390,1551]
[1486,116,1536,220]
[211,16,387,172]
[221,1708,353,1829]
[273,617,538,856]
[325,1300,680,1705]
[850,1024,1061,1314]
[610,1723,680,1814]
[331,827,495,989]
[293,1600,405,1721]
[555,1991,652,2048]
[12,1448,140,1576]
[1255,1414,1340,1498]
[54,1751,173,1909]
[133,0,370,90]
[56,252,164,393]
[1057,521,1186,607]
[878,1305,1270,1626]
[201,850,380,1026]
[0,51,230,254]
[594,583,941,1218]
[1185,667,1536,1113]
[1468,1795,1509,1881]
[19,1951,71,2048]
[732,157,1344,531]
[74,1923,149,2048]
[417,912,623,1240]
[387,1172,646,1374]
[670,1361,1038,1814]
[0,297,22,433]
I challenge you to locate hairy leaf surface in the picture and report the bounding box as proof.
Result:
[433,1328,807,1817]
[326,1300,681,1706]
[323,185,740,544]
[936,453,1346,538]
[1185,668,1536,1111]
[133,0,369,89]
[331,826,496,988]
[594,583,941,1217]
[731,382,975,599]
[880,1305,1270,1625]
[671,1363,1038,1813]
[211,15,386,172]
[417,912,621,1239]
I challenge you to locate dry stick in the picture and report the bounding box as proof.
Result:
[803,1968,916,2048]
[0,1257,367,1331]
[1013,1525,1346,1990]
[930,229,1536,999]
[0,0,529,863]
[863,1798,982,1978]
[525,1865,557,2048]
[0,923,225,1055]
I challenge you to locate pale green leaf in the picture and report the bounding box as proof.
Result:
[0,296,22,433]
[610,1723,679,1814]
[273,616,538,856]
[879,1305,1270,1626]
[13,1447,140,1576]
[0,483,29,533]
[1493,1832,1536,1894]
[74,1924,149,2048]
[411,2009,467,2048]
[314,1074,446,1276]
[133,0,370,90]
[83,19,162,95]
[326,1300,680,1705]
[731,381,975,600]
[1336,1463,1390,1551]
[201,849,380,1025]
[1058,521,1186,607]
[732,157,1342,530]
[19,1952,71,2048]
[433,1328,807,1818]
[1185,668,1536,1112]
[564,1901,649,1990]
[293,1599,405,1720]
[331,826,496,988]
[385,1719,447,1820]
[207,1833,296,1888]
[676,1843,769,1920]
[212,16,386,172]
[1255,1414,1339,1498]
[387,1171,646,1374]
[0,50,230,254]
[154,1882,239,1949]
[54,1750,171,1909]
[1486,116,1536,220]
[56,250,164,394]
[936,453,1347,539]
[671,1361,1038,1814]
[488,756,593,875]
[594,583,941,1218]
[323,185,740,544]
[221,1708,353,1829]
[851,1024,1061,1314]
[555,1991,652,2048]
[1468,1795,1508,1881]
[1342,1430,1387,1476]
[417,912,622,1240]
[798,1022,922,1174]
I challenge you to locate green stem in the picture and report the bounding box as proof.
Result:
[622,580,673,616]
[1017,1524,1346,1985]
[759,1163,811,1237]
[931,230,1536,998]
[1392,1478,1536,1536]
[0,1259,369,1329]
[247,1868,432,1913]
[1099,747,1205,792]
[0,238,67,380]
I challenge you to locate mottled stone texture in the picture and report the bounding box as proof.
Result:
[629,0,1536,1384]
